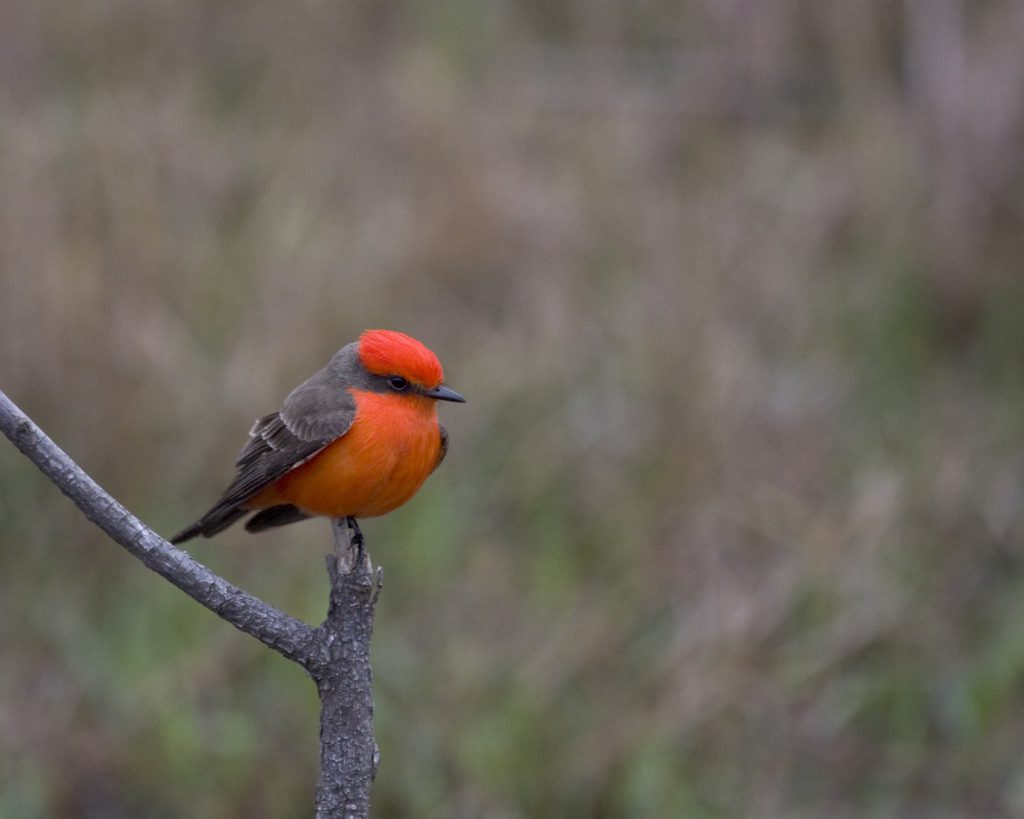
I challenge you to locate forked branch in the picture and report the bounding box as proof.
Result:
[0,388,379,818]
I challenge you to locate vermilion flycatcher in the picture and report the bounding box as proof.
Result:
[171,330,465,544]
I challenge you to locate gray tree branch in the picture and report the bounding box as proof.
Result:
[0,388,379,818]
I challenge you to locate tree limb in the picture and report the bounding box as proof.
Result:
[0,388,316,664]
[313,519,381,818]
[0,388,380,817]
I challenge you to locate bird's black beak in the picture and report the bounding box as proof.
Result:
[424,384,466,403]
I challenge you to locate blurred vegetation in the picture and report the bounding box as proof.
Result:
[3,0,1024,816]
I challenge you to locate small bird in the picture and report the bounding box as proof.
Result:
[171,330,465,544]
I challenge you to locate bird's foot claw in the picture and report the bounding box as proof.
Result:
[346,517,365,560]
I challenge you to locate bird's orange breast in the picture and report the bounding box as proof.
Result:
[250,390,442,518]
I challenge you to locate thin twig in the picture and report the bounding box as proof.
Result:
[0,388,317,664]
[0,388,380,817]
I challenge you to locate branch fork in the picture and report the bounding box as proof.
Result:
[0,389,381,819]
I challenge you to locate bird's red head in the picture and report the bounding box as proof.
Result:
[358,330,444,388]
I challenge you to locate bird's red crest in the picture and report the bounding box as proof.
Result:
[358,330,444,387]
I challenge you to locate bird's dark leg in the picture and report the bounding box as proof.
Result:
[330,516,371,576]
[346,516,365,562]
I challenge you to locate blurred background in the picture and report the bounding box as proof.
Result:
[3,1,1024,817]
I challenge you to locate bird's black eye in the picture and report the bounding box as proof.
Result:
[388,375,409,392]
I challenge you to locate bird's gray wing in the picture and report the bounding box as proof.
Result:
[170,366,357,542]
[433,424,449,473]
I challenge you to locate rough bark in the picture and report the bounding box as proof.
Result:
[0,388,379,817]
[312,519,381,818]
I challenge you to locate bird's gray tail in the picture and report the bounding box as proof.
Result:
[244,504,311,533]
[169,506,248,544]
